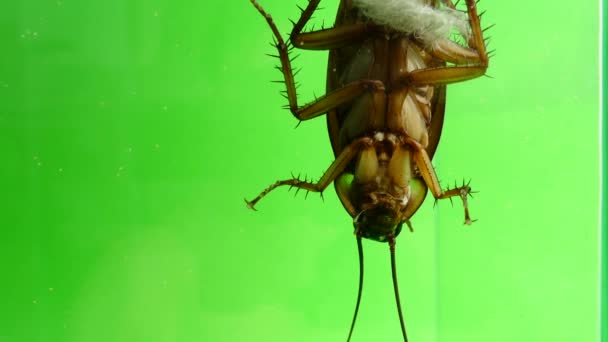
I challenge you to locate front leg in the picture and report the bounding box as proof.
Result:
[246,137,373,210]
[404,137,475,225]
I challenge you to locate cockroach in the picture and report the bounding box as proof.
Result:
[246,0,489,340]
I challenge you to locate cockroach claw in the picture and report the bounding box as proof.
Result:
[469,189,479,198]
[459,186,472,198]
[244,198,258,211]
[464,218,478,225]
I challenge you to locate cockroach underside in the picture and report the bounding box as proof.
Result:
[246,0,490,340]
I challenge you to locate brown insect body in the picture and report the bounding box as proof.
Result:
[328,5,442,242]
[247,0,489,340]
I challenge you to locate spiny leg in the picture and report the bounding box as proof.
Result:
[441,179,476,224]
[404,137,475,225]
[388,235,408,342]
[245,137,373,209]
[250,0,383,121]
[289,0,379,50]
[347,235,364,342]
[465,0,488,59]
[405,0,489,86]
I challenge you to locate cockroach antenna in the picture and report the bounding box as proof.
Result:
[347,235,364,342]
[389,235,408,341]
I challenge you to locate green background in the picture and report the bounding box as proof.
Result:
[0,1,600,341]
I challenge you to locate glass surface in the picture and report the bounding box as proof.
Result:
[0,1,600,341]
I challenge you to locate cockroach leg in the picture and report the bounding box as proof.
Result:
[404,137,475,225]
[440,184,476,225]
[246,137,373,210]
[297,79,385,120]
[250,0,383,121]
[289,0,378,50]
[465,0,488,62]
[407,65,487,86]
[441,0,488,61]
[431,39,482,65]
[405,0,488,86]
[291,23,378,51]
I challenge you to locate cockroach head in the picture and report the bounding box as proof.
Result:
[354,205,403,242]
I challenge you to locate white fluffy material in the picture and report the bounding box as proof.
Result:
[352,0,470,46]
